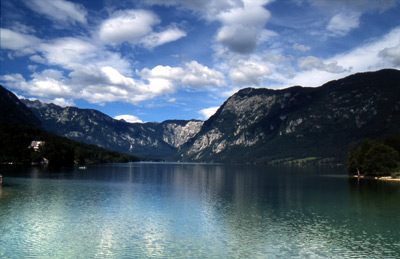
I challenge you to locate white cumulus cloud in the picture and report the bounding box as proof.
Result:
[139,61,226,88]
[99,9,186,48]
[99,10,158,45]
[39,37,98,68]
[229,61,271,86]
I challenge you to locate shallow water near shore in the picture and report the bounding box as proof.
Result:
[1,163,399,258]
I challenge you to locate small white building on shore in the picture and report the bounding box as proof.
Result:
[30,141,45,151]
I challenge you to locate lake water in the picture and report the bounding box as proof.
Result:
[0,163,399,258]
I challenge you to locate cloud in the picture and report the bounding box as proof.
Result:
[300,0,399,37]
[298,56,348,73]
[182,61,226,87]
[10,22,36,34]
[99,10,158,45]
[198,106,219,120]
[215,1,271,53]
[379,43,400,67]
[1,27,133,74]
[331,26,400,71]
[1,59,225,106]
[229,61,271,86]
[114,115,143,123]
[99,9,186,48]
[145,0,241,16]
[0,67,175,105]
[278,26,400,87]
[24,0,87,25]
[326,11,361,37]
[147,0,272,54]
[1,28,40,54]
[29,55,46,64]
[216,25,258,54]
[1,26,226,106]
[39,37,98,68]
[307,0,398,13]
[141,27,187,49]
[139,61,226,88]
[1,71,72,99]
[292,43,311,52]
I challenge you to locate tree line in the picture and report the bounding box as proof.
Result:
[0,123,141,166]
[348,132,400,177]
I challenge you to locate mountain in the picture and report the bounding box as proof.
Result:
[175,69,400,164]
[5,69,400,164]
[22,100,203,159]
[0,85,141,165]
[0,85,41,127]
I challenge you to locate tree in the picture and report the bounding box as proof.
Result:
[363,141,399,176]
[348,137,400,176]
[347,140,372,175]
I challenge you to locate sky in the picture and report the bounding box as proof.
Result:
[1,0,400,123]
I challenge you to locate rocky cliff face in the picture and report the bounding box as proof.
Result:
[22,100,203,159]
[162,120,204,148]
[176,69,400,163]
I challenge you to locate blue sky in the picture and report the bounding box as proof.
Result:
[1,0,399,123]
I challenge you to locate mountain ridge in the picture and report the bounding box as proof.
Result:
[2,68,400,164]
[175,69,400,164]
[22,99,204,159]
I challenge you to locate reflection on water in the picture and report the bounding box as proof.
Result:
[0,163,399,258]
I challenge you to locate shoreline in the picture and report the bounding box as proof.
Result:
[353,175,400,182]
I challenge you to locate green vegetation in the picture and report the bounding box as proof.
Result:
[270,157,337,167]
[0,123,141,166]
[348,132,400,177]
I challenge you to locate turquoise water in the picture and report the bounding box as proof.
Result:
[1,163,399,258]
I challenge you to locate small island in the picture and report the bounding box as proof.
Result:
[348,132,400,181]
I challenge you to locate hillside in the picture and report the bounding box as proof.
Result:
[0,85,41,127]
[0,85,141,166]
[175,69,400,164]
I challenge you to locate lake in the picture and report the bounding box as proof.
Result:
[1,163,399,258]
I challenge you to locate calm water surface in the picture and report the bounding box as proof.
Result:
[0,163,399,258]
